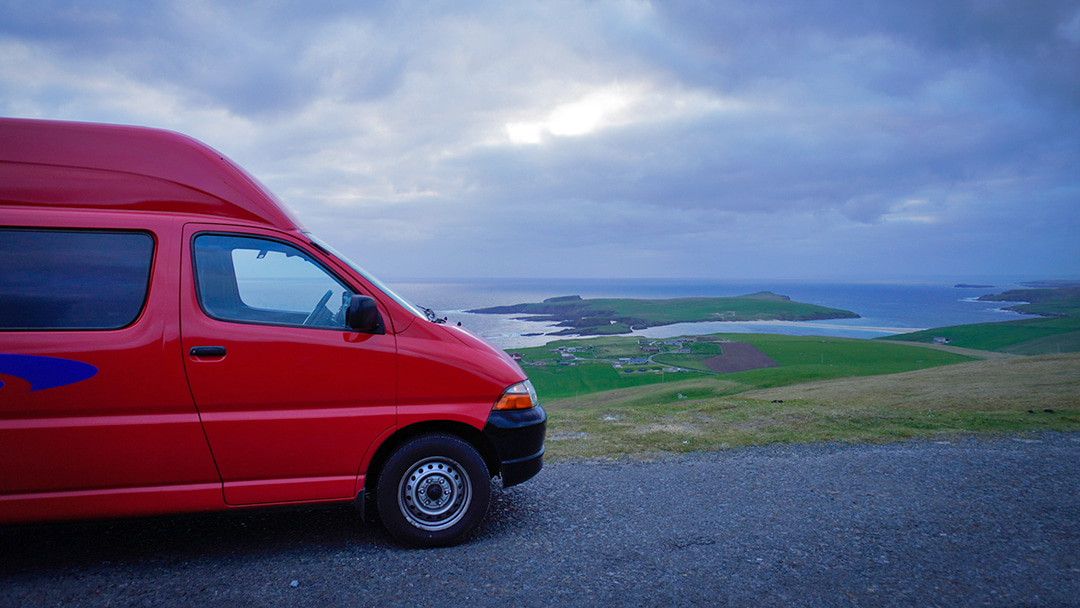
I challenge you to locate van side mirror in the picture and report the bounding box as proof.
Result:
[346,295,384,334]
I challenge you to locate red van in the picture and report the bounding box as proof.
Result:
[0,117,545,547]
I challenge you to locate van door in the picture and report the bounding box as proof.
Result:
[0,224,222,521]
[179,227,397,505]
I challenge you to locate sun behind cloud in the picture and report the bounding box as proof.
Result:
[506,86,632,144]
[504,83,734,144]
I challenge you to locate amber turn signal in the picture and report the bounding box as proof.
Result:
[493,380,539,410]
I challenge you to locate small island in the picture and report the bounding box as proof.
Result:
[468,291,860,336]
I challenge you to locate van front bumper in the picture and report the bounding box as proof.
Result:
[482,405,546,487]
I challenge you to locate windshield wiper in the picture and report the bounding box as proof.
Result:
[421,306,447,324]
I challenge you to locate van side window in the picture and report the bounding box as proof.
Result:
[0,229,154,330]
[192,234,357,329]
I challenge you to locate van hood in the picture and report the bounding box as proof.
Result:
[443,323,522,369]
[394,318,528,403]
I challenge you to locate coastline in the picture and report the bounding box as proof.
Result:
[392,279,1035,350]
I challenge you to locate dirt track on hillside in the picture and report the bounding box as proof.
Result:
[701,341,779,373]
[889,340,1024,360]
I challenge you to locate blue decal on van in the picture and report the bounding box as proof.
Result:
[0,354,98,392]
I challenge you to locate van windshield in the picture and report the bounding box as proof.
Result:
[307,235,429,321]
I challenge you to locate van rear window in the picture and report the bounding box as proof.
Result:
[0,229,154,330]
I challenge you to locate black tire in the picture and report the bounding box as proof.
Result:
[375,434,490,548]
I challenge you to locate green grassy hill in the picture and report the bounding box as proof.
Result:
[879,316,1080,354]
[977,286,1080,317]
[471,292,858,336]
[880,286,1080,354]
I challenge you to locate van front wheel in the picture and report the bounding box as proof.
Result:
[375,434,490,547]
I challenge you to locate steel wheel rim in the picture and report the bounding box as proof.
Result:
[397,456,472,531]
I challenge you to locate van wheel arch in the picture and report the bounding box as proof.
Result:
[358,422,498,515]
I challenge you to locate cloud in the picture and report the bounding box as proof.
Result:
[1,0,1077,280]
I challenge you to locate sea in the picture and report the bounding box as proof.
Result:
[383,278,1033,350]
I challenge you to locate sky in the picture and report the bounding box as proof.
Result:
[2,0,1079,283]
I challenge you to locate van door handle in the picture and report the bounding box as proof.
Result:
[189,346,226,357]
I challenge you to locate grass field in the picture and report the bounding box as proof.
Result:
[542,353,1080,461]
[518,333,975,401]
[880,315,1080,353]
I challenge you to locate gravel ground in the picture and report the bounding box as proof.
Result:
[2,433,1079,607]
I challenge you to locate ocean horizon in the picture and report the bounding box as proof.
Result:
[383,278,1034,350]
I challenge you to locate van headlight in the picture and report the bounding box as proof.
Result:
[493,380,539,411]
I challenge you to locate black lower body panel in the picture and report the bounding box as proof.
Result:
[482,405,546,487]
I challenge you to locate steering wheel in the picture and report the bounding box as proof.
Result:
[303,289,334,326]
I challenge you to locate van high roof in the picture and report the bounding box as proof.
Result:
[0,117,305,231]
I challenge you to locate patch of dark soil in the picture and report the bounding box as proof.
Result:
[701,342,779,373]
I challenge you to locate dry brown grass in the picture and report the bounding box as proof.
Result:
[740,352,1080,411]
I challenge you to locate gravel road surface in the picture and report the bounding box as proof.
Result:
[2,433,1078,607]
